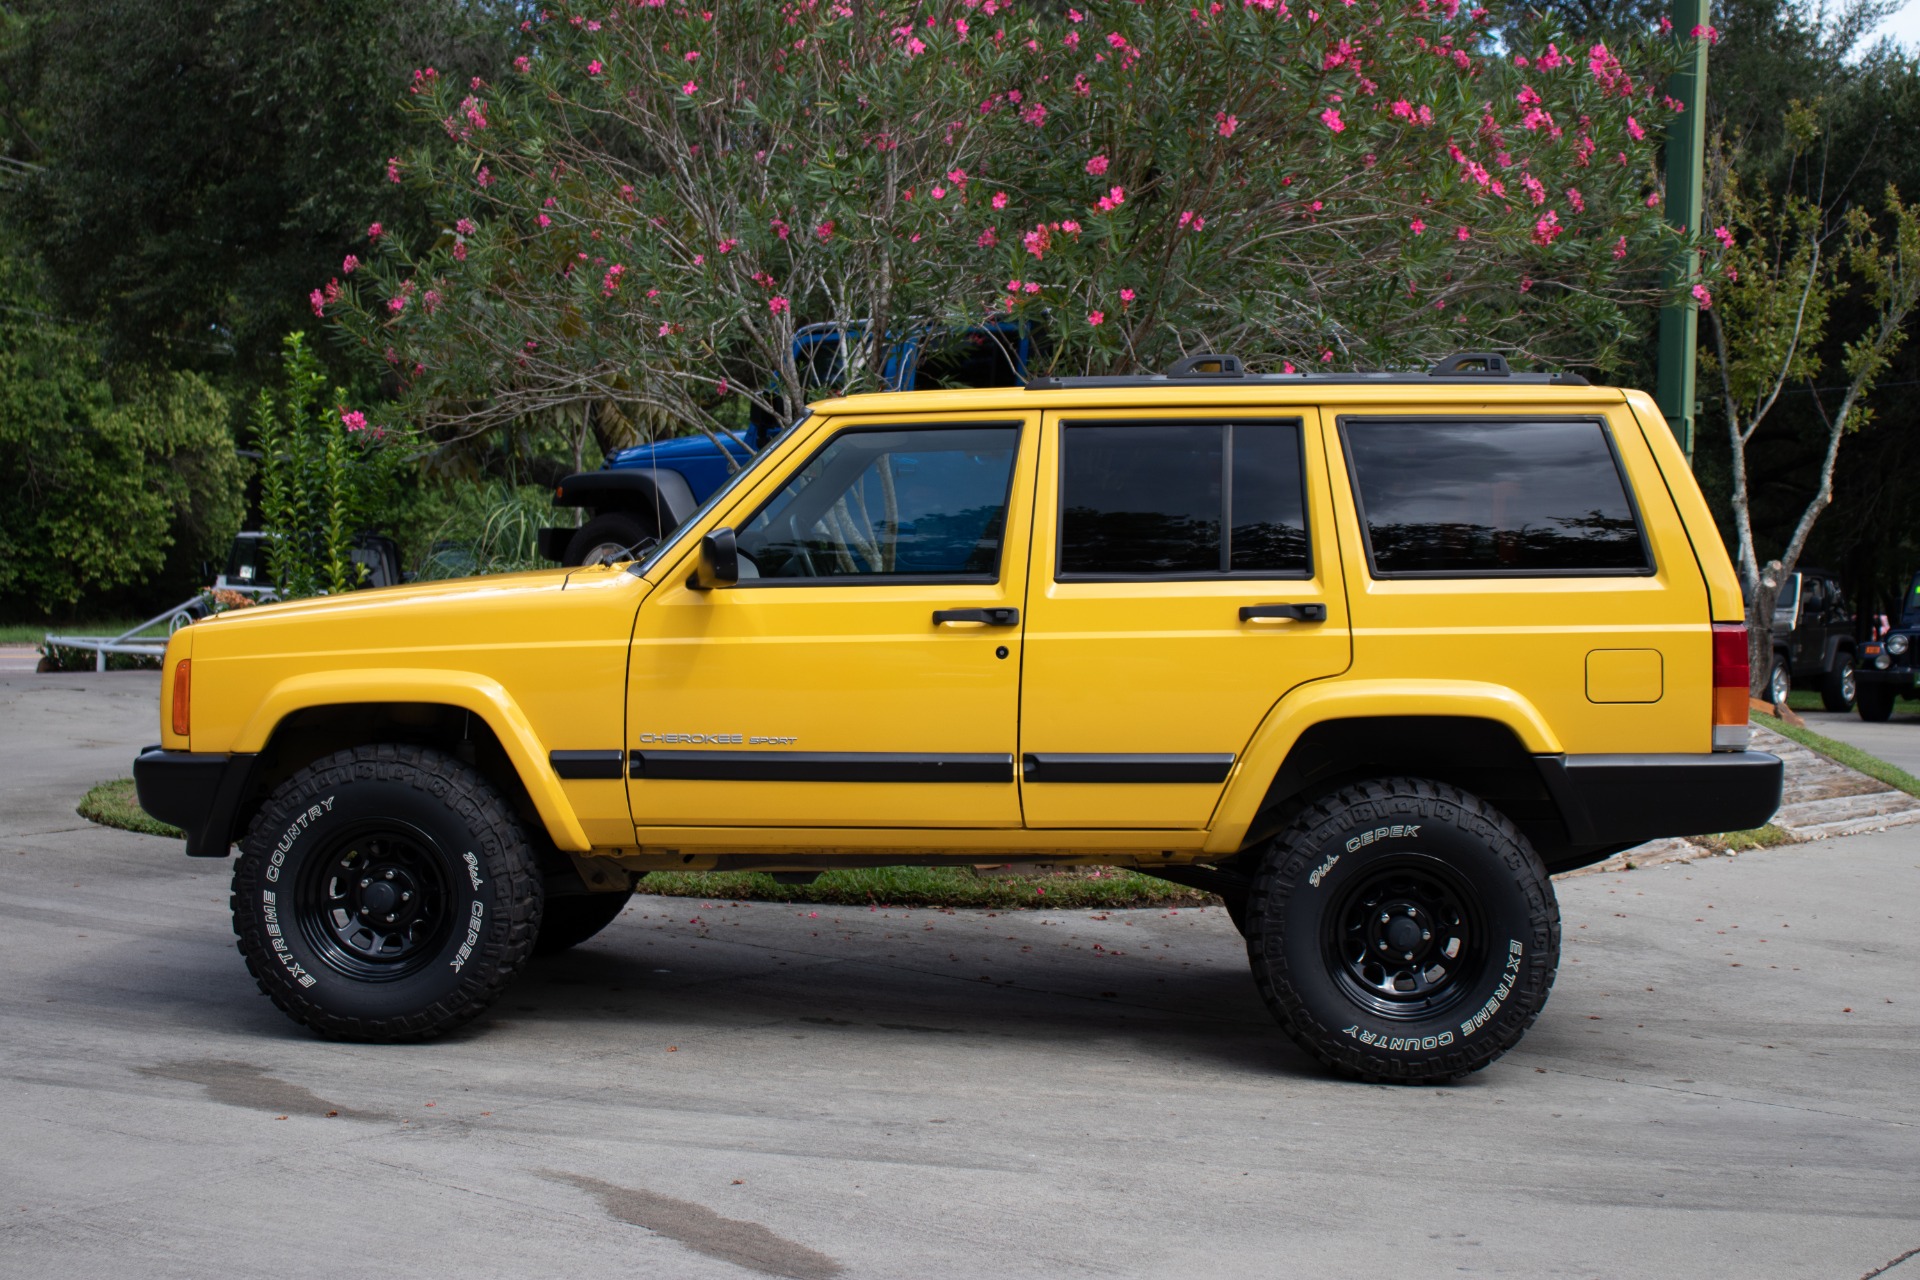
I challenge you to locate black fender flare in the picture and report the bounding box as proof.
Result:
[553,468,698,533]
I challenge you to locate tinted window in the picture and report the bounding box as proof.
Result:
[737,426,1018,580]
[1058,422,1307,577]
[1344,419,1649,576]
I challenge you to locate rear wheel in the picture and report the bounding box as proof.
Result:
[564,512,659,568]
[1821,653,1857,712]
[231,744,541,1042]
[534,890,634,956]
[1858,684,1897,722]
[1768,656,1793,707]
[1244,778,1559,1083]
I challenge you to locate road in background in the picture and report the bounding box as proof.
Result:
[2,673,1916,1280]
[1803,705,1920,779]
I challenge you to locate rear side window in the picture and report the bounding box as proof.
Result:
[1342,418,1650,577]
[1057,421,1309,578]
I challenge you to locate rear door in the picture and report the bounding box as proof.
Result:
[1017,409,1353,828]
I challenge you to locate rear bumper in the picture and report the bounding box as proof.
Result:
[1536,751,1784,846]
[132,747,256,857]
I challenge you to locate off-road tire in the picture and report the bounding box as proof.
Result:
[1857,684,1897,722]
[534,889,634,956]
[1821,653,1857,713]
[231,744,541,1042]
[1244,777,1559,1083]
[1768,657,1792,708]
[564,512,659,568]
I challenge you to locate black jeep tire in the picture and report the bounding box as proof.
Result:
[1857,684,1897,722]
[1768,656,1792,708]
[231,744,542,1042]
[534,889,633,956]
[1244,778,1559,1084]
[564,512,659,568]
[1821,653,1857,712]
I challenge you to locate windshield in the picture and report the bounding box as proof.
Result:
[1903,571,1920,627]
[624,417,817,579]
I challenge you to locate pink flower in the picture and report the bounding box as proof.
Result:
[602,263,625,296]
[1714,224,1734,249]
[992,191,1009,210]
[367,222,384,240]
[932,186,947,199]
[1532,210,1563,245]
[681,80,699,95]
[1023,225,1050,258]
[1096,186,1126,212]
[1022,102,1047,126]
[386,157,402,184]
[1086,154,1109,175]
[1024,282,1041,294]
[1613,235,1628,259]
[513,55,530,73]
[716,238,738,253]
[340,410,369,432]
[1177,210,1206,231]
[685,50,701,61]
[387,294,407,314]
[1692,283,1713,308]
[1321,349,1334,363]
[1455,226,1472,240]
[1216,112,1239,137]
[1319,107,1345,132]
[456,218,476,236]
[1646,190,1661,207]
[587,60,604,76]
[452,242,466,262]
[537,213,552,229]
[1088,310,1105,326]
[1119,288,1136,304]
[1007,279,1023,292]
[1626,116,1645,141]
[1410,218,1426,234]
[342,254,360,274]
[948,168,968,184]
[1566,186,1585,212]
[308,289,326,318]
[716,378,730,396]
[977,227,999,247]
[815,220,835,241]
[768,296,790,314]
[476,167,493,188]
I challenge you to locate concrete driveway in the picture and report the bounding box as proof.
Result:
[2,672,1916,1280]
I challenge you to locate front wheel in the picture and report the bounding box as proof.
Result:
[231,744,542,1042]
[564,512,659,568]
[1858,684,1897,722]
[1244,778,1559,1083]
[1821,654,1857,712]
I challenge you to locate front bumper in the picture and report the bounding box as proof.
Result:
[1854,665,1917,688]
[1536,750,1784,846]
[132,747,256,857]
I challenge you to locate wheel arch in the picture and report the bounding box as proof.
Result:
[230,672,591,854]
[1209,682,1605,872]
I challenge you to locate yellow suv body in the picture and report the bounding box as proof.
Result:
[135,357,1780,1080]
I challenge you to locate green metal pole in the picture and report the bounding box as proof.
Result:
[1655,0,1711,461]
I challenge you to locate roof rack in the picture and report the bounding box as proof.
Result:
[1024,351,1589,390]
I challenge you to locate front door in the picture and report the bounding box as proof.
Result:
[1018,409,1353,828]
[626,413,1038,830]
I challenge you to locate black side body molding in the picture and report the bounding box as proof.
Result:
[550,750,626,780]
[631,751,1014,783]
[1022,753,1235,784]
[131,748,259,857]
[1534,750,1783,845]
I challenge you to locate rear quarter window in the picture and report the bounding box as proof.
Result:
[1341,417,1652,578]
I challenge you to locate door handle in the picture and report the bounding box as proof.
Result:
[933,607,1020,627]
[1239,603,1327,623]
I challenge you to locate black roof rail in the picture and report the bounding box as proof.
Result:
[1024,351,1590,390]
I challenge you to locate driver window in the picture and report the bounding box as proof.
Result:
[736,425,1020,581]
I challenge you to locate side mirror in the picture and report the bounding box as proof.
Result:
[691,526,739,590]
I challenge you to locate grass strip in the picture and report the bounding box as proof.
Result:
[0,619,154,645]
[1753,711,1920,801]
[639,866,1211,910]
[78,777,182,838]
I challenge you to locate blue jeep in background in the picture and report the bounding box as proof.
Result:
[537,321,1041,566]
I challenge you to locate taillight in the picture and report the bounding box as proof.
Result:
[1711,623,1749,749]
[171,659,191,738]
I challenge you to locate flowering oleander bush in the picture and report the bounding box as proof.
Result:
[323,0,1707,444]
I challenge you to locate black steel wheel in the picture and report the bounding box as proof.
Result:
[534,889,634,956]
[1821,654,1857,712]
[1244,777,1559,1083]
[231,744,541,1042]
[1858,684,1897,722]
[564,512,658,568]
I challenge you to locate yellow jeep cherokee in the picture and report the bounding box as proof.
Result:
[134,353,1780,1082]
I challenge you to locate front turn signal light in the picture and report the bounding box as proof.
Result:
[171,659,191,738]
